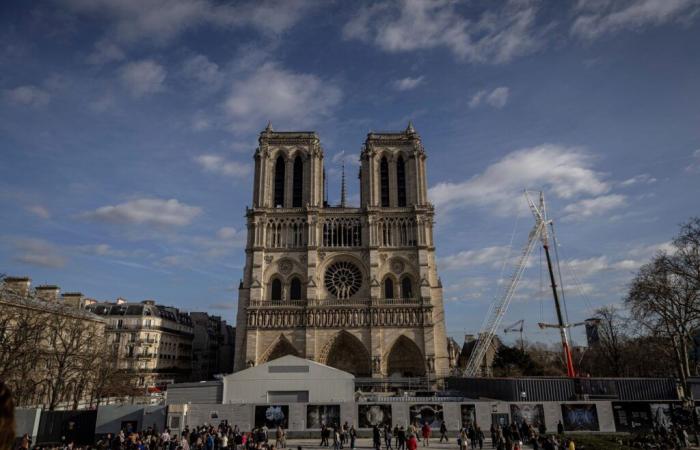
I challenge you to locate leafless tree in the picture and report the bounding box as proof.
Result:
[626,217,700,397]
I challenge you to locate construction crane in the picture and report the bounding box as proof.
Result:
[503,319,525,352]
[463,191,578,378]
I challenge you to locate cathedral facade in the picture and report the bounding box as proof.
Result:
[233,123,449,379]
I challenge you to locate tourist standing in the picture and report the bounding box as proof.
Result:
[421,422,431,447]
[373,425,382,450]
[397,426,406,450]
[385,424,393,449]
[439,421,447,443]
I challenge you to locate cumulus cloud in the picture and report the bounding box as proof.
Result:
[561,194,627,221]
[82,198,201,227]
[392,76,425,91]
[224,62,342,132]
[182,54,223,89]
[4,85,51,107]
[12,238,66,268]
[216,227,240,240]
[439,246,511,270]
[86,39,125,65]
[343,0,543,63]
[195,154,251,178]
[429,144,610,216]
[686,149,700,173]
[120,60,166,97]
[469,86,510,108]
[26,205,51,219]
[619,173,657,187]
[331,150,361,166]
[59,0,315,44]
[571,0,700,40]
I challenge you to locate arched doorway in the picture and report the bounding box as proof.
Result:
[386,335,426,377]
[321,331,371,376]
[261,335,300,362]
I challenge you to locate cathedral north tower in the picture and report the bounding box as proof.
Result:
[234,123,448,380]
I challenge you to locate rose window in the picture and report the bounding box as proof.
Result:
[324,261,363,299]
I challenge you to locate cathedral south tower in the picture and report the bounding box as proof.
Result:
[233,123,449,379]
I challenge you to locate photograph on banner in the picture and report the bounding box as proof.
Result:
[561,404,599,431]
[409,404,444,428]
[510,404,545,428]
[460,404,476,428]
[307,404,341,429]
[612,402,653,432]
[255,405,289,429]
[650,403,677,430]
[358,404,392,428]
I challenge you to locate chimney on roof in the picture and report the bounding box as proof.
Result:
[62,292,84,309]
[36,285,60,302]
[464,334,476,343]
[3,276,31,297]
[116,297,127,305]
[142,299,156,306]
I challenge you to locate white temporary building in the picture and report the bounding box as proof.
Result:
[222,355,355,404]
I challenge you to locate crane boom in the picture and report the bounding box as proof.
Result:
[463,218,545,377]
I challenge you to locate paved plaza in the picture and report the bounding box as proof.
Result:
[274,439,493,450]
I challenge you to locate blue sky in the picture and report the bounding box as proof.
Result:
[1,0,699,347]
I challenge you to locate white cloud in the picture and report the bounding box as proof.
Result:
[343,0,543,63]
[82,198,201,227]
[439,246,511,270]
[224,62,342,133]
[572,0,700,40]
[392,76,425,91]
[4,85,51,107]
[182,54,223,89]
[60,0,314,44]
[565,256,610,278]
[77,243,127,257]
[120,60,166,97]
[685,149,700,173]
[469,86,510,108]
[331,151,361,167]
[26,205,50,219]
[216,227,240,240]
[12,238,66,268]
[619,173,657,186]
[86,39,125,65]
[195,154,251,178]
[429,144,610,216]
[561,194,627,221]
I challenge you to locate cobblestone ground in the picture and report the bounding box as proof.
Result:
[277,439,495,450]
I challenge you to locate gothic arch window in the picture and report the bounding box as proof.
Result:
[292,155,303,207]
[274,155,285,207]
[401,276,413,299]
[270,278,282,301]
[397,155,407,207]
[384,277,395,299]
[380,156,390,207]
[290,277,302,300]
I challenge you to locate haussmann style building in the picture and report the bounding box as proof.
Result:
[233,123,449,380]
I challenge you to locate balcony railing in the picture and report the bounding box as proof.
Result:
[248,298,425,308]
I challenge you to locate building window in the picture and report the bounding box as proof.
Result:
[397,156,406,207]
[380,157,390,207]
[384,278,394,299]
[290,277,302,300]
[401,277,413,299]
[274,156,285,207]
[292,155,303,207]
[271,279,282,301]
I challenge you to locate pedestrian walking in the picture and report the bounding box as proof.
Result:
[439,422,448,443]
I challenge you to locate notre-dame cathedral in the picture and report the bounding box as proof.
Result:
[233,123,448,379]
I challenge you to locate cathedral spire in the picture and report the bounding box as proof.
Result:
[406,120,415,134]
[265,121,273,133]
[340,161,346,207]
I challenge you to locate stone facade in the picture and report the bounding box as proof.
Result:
[233,123,449,379]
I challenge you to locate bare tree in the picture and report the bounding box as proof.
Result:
[592,305,628,377]
[626,217,700,397]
